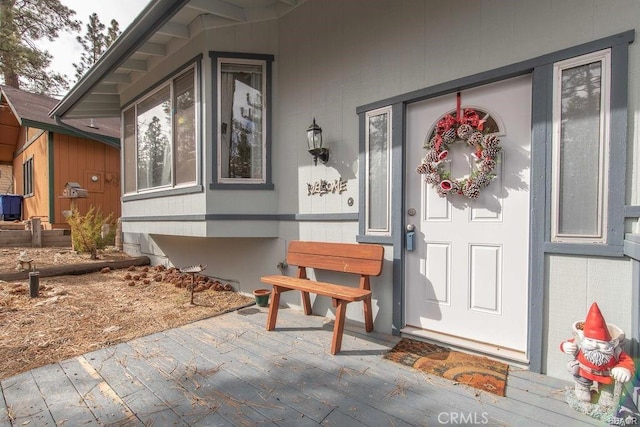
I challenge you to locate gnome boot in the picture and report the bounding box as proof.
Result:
[574,381,592,402]
[598,388,615,408]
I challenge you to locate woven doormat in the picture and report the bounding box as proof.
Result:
[384,338,509,396]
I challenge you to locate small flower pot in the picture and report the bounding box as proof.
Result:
[253,289,271,307]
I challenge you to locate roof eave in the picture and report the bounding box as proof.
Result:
[50,0,191,119]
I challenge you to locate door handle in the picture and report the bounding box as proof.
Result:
[406,224,416,251]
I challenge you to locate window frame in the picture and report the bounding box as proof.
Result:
[209,51,274,190]
[550,49,611,244]
[121,61,199,196]
[23,156,33,197]
[364,106,393,236]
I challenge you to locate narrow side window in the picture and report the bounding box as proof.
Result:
[551,49,610,243]
[365,106,392,236]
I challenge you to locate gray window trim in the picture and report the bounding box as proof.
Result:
[356,30,634,373]
[121,55,203,198]
[209,51,274,190]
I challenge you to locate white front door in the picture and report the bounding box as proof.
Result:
[404,75,532,362]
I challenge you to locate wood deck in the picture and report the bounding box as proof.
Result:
[0,306,603,426]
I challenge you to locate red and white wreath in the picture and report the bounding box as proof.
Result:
[415,108,501,199]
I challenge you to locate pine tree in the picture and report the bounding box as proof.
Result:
[73,14,120,81]
[0,0,80,95]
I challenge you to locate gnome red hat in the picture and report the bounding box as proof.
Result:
[582,302,611,342]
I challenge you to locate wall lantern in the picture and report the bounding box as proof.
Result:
[307,118,329,165]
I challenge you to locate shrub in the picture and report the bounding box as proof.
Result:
[66,206,116,259]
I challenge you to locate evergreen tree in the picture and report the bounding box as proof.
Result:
[0,0,80,95]
[73,14,120,81]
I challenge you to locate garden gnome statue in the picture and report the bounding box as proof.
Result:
[560,302,635,408]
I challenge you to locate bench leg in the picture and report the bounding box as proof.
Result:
[363,296,374,332]
[331,300,348,355]
[266,287,281,331]
[301,291,312,315]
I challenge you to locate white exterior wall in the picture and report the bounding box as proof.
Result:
[278,0,640,378]
[119,0,640,377]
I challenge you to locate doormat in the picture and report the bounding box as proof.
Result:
[384,338,509,397]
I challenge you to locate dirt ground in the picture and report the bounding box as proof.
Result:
[0,247,254,381]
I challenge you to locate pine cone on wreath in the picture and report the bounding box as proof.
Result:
[483,134,500,148]
[425,172,440,185]
[424,148,440,163]
[424,136,439,149]
[457,124,473,140]
[424,162,437,174]
[416,163,428,174]
[467,132,484,146]
[479,159,497,173]
[483,147,501,159]
[463,183,481,199]
[474,173,493,188]
[442,128,457,144]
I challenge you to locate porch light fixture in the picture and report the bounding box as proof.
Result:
[307,118,329,165]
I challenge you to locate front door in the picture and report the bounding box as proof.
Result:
[404,75,532,362]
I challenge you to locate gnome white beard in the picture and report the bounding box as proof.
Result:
[582,348,613,367]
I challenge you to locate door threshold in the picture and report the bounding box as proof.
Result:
[400,326,529,368]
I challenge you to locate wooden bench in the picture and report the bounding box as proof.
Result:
[261,240,384,354]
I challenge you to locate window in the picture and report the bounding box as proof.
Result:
[210,52,273,187]
[551,50,610,243]
[365,106,392,235]
[23,157,33,196]
[122,66,197,194]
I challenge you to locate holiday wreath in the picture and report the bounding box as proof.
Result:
[415,108,501,199]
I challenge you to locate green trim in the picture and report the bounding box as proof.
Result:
[48,132,55,224]
[22,119,120,148]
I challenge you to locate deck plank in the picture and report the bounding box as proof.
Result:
[163,327,336,424]
[29,363,99,425]
[82,343,188,425]
[0,383,10,427]
[128,332,293,426]
[58,356,142,426]
[0,305,614,426]
[227,307,602,426]
[1,371,56,426]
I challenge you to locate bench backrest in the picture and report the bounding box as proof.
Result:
[287,241,384,276]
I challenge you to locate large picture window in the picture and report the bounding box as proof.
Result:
[122,66,197,194]
[551,50,610,243]
[210,52,273,187]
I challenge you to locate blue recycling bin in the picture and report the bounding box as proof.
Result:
[0,194,23,221]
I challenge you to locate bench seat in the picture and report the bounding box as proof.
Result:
[261,275,372,302]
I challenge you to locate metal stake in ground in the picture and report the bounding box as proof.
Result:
[179,264,207,304]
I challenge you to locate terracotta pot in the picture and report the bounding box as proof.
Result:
[253,289,271,307]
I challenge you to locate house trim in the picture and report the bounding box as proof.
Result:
[356,30,634,373]
[122,185,204,202]
[50,0,192,119]
[48,132,55,224]
[14,129,46,157]
[121,213,358,222]
[625,205,640,218]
